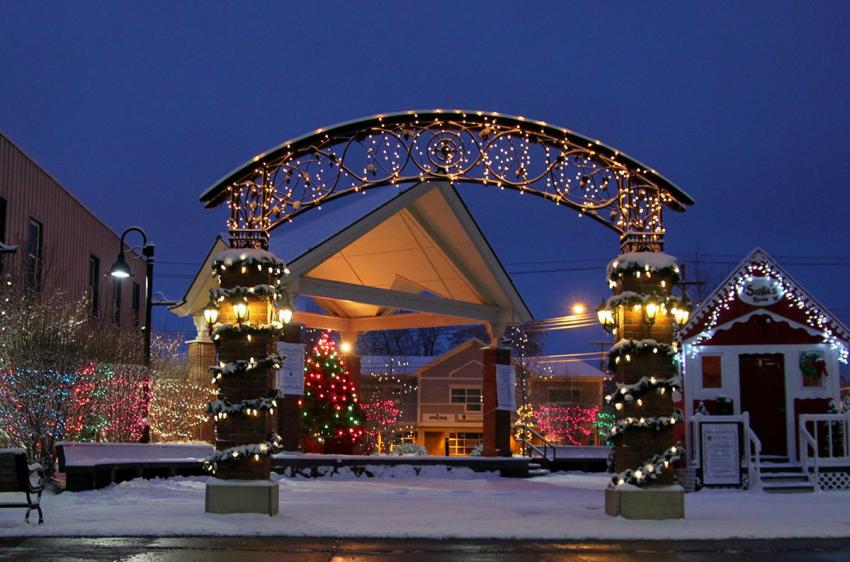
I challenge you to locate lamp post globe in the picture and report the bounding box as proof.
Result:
[110,252,132,278]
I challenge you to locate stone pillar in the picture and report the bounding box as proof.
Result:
[205,250,284,515]
[482,347,512,457]
[278,323,302,452]
[604,252,684,519]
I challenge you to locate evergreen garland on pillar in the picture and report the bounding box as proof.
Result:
[202,249,289,475]
[601,252,690,487]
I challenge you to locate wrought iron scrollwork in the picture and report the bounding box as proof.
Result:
[200,110,692,251]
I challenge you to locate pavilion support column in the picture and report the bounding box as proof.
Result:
[278,323,302,452]
[482,346,512,457]
[186,335,217,444]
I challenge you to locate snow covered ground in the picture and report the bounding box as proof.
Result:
[1,469,849,539]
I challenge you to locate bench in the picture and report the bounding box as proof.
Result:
[0,448,45,524]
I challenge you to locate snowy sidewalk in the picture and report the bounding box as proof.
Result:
[1,470,849,539]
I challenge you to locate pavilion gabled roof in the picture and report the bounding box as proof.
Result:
[276,181,531,328]
[173,181,532,339]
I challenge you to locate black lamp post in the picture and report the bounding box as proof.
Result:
[110,226,154,443]
[110,226,154,365]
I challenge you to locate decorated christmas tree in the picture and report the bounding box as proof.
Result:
[299,332,364,453]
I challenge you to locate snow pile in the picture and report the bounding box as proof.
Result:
[3,472,850,539]
[59,443,214,466]
[279,465,493,480]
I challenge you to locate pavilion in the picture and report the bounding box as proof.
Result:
[172,180,532,453]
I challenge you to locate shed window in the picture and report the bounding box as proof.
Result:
[701,355,722,388]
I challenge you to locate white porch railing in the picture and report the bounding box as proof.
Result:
[799,412,850,490]
[690,412,761,489]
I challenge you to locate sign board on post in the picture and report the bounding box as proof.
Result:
[276,342,305,396]
[495,364,516,411]
[699,421,742,487]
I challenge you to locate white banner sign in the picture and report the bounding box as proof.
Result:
[275,342,305,396]
[495,364,516,411]
[701,422,741,486]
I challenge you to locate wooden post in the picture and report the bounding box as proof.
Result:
[278,323,302,451]
[483,347,512,457]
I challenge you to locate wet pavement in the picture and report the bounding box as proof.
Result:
[1,537,850,561]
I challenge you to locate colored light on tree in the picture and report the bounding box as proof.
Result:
[300,332,364,444]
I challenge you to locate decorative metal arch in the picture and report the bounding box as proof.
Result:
[200,110,693,251]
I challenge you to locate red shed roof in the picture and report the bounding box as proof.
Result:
[680,248,849,361]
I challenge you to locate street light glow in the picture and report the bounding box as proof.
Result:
[571,303,586,315]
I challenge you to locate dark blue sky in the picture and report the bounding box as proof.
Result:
[2,1,849,353]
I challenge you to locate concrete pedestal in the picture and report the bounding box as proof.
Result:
[205,479,279,516]
[605,484,684,520]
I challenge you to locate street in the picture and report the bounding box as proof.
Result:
[1,537,849,561]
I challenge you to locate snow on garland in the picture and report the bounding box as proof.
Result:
[608,409,683,439]
[211,322,284,341]
[209,353,282,382]
[607,252,680,284]
[212,249,288,275]
[605,375,680,409]
[605,291,683,311]
[611,444,684,487]
[207,396,279,421]
[607,338,676,371]
[210,284,280,303]
[203,432,284,474]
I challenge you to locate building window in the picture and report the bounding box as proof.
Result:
[547,388,582,404]
[88,255,100,318]
[448,432,483,456]
[132,281,141,327]
[0,197,6,245]
[111,278,121,326]
[0,197,6,275]
[450,387,482,412]
[701,355,722,388]
[26,218,43,290]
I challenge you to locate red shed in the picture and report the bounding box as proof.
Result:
[680,248,849,466]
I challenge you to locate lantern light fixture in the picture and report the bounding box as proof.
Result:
[203,298,220,327]
[232,300,249,323]
[643,297,660,325]
[596,300,615,333]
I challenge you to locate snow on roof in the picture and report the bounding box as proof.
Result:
[359,355,434,377]
[525,359,607,379]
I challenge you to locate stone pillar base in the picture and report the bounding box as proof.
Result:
[605,485,684,519]
[205,479,279,516]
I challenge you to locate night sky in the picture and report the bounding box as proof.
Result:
[2,1,849,357]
